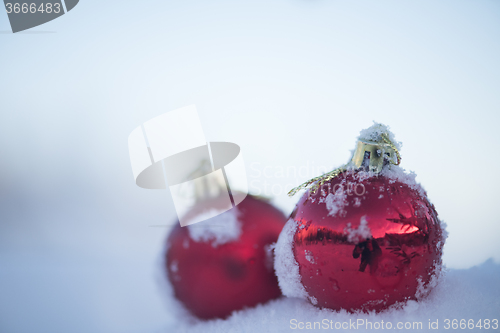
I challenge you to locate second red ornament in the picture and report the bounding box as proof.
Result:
[165,163,286,319]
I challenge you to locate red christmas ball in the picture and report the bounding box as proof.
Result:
[165,195,286,319]
[275,168,445,312]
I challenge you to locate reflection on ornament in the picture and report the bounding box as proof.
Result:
[276,123,445,313]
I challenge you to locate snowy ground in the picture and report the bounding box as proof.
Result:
[1,1,500,332]
[1,254,498,333]
[168,259,500,333]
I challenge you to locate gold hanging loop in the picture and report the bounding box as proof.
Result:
[287,131,401,197]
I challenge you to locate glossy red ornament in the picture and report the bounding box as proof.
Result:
[165,195,286,319]
[286,169,444,312]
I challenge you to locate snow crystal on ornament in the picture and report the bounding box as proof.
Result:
[416,260,445,301]
[187,208,242,247]
[358,122,402,151]
[380,165,427,198]
[304,250,316,264]
[274,218,309,300]
[325,189,348,217]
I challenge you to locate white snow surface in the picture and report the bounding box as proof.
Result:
[274,218,309,300]
[187,208,242,247]
[165,259,500,332]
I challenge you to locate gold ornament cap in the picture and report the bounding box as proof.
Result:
[350,137,400,173]
[287,123,401,197]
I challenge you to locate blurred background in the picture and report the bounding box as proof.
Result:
[1,0,499,332]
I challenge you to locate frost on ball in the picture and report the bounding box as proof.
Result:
[278,168,445,313]
[274,218,309,300]
[275,123,446,313]
[187,208,242,247]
